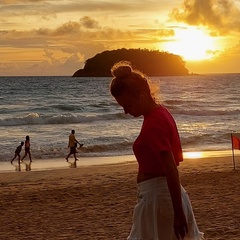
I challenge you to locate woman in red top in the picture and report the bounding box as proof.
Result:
[110,61,204,240]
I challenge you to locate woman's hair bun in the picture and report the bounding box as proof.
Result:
[111,61,132,78]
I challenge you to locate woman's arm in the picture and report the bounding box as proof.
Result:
[161,151,188,239]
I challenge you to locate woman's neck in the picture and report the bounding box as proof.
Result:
[143,101,160,116]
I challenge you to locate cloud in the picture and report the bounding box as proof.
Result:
[53,21,82,35]
[1,0,44,3]
[1,15,172,49]
[0,1,174,17]
[0,1,239,75]
[0,15,175,76]
[80,16,101,29]
[0,16,127,75]
[0,53,85,76]
[170,0,240,35]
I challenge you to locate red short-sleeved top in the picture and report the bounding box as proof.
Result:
[133,105,183,174]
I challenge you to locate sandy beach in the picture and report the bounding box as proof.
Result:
[1,154,240,240]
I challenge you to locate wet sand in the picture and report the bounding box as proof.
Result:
[1,154,240,239]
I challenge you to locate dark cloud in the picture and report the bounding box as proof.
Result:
[53,21,82,35]
[170,0,240,35]
[80,16,100,29]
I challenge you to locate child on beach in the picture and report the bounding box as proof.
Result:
[11,141,24,164]
[21,135,32,162]
[110,61,204,240]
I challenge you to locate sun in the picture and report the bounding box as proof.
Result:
[163,27,216,61]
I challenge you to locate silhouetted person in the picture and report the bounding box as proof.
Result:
[11,141,24,164]
[66,130,83,162]
[21,135,32,162]
[110,61,203,240]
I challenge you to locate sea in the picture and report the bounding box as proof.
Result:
[0,74,239,165]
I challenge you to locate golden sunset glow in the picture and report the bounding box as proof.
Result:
[183,150,235,159]
[183,152,203,159]
[163,27,217,61]
[0,0,239,76]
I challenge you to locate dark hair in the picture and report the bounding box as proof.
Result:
[26,135,30,140]
[71,130,75,134]
[110,61,159,102]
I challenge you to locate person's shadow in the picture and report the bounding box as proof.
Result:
[25,161,32,171]
[13,161,32,172]
[67,160,77,168]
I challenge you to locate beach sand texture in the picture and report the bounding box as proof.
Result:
[1,156,240,240]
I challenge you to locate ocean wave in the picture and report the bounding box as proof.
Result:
[180,132,233,151]
[164,100,195,106]
[0,112,130,126]
[0,132,233,162]
[0,75,239,163]
[172,108,240,116]
[0,140,134,161]
[0,128,236,162]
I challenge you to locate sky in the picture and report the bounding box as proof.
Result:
[0,0,240,76]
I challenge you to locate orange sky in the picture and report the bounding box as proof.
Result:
[0,0,239,76]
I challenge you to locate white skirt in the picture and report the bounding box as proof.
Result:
[127,177,204,240]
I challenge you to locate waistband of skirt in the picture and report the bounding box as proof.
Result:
[137,177,168,193]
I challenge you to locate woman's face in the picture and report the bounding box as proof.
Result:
[115,93,144,117]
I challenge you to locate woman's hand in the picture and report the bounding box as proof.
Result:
[174,212,188,239]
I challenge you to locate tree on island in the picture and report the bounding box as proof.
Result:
[72,48,189,77]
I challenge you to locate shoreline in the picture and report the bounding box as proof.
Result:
[0,149,239,173]
[0,150,240,173]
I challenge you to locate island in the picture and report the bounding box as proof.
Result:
[72,48,189,77]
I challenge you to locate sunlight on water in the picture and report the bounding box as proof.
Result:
[183,152,203,159]
[183,150,239,159]
[0,75,239,162]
